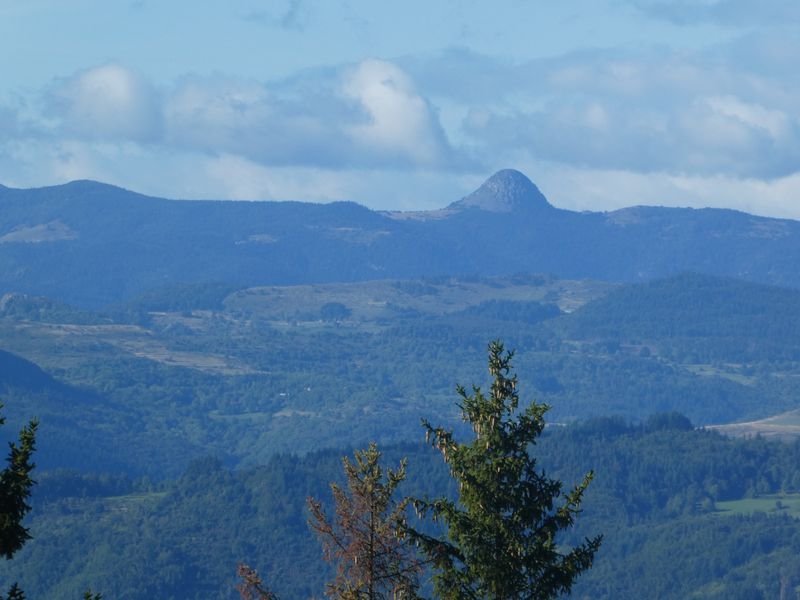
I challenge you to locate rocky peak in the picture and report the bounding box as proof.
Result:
[449,169,552,213]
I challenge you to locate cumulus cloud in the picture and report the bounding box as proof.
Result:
[163,60,459,169]
[165,77,296,161]
[465,92,800,179]
[47,64,161,142]
[27,59,460,172]
[427,40,800,181]
[341,59,453,166]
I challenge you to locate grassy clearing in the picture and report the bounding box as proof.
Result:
[683,364,757,386]
[762,411,800,426]
[103,491,168,514]
[223,276,614,323]
[708,409,800,442]
[208,410,276,422]
[105,491,168,503]
[716,493,800,517]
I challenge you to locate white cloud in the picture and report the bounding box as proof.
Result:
[202,154,348,201]
[1,58,469,203]
[162,60,460,170]
[47,64,161,141]
[48,141,107,183]
[200,154,478,209]
[162,73,356,167]
[0,138,140,190]
[164,77,276,155]
[341,59,451,166]
[704,95,789,139]
[433,40,800,180]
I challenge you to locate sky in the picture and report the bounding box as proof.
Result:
[2,0,800,218]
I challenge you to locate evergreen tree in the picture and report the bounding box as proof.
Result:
[0,402,37,600]
[308,443,422,599]
[409,341,602,599]
[1,584,24,600]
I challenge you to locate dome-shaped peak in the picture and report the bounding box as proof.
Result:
[449,169,552,213]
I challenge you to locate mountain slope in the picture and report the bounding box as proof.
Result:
[552,272,800,362]
[0,348,135,472]
[2,170,800,307]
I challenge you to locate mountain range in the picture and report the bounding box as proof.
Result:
[1,169,799,307]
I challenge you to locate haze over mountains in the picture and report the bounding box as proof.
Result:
[1,169,799,307]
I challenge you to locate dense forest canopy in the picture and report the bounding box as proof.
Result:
[3,419,800,598]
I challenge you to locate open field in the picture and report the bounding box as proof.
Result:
[223,275,614,323]
[716,493,800,517]
[707,410,800,442]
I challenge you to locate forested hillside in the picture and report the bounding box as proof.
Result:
[1,273,799,478]
[4,422,800,598]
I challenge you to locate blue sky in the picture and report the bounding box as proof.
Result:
[2,0,800,218]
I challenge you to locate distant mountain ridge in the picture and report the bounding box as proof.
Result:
[1,170,799,306]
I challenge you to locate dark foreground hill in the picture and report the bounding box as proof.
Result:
[6,424,800,599]
[2,170,800,307]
